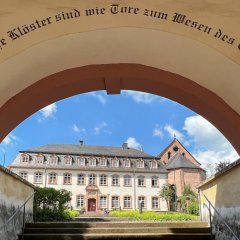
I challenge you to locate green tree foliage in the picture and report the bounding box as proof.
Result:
[159,184,174,210]
[34,187,72,221]
[177,184,199,215]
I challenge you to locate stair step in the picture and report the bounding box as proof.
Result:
[24,227,211,234]
[19,233,213,240]
[25,221,209,229]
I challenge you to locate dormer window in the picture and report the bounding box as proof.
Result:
[123,159,130,168]
[100,158,107,167]
[78,157,85,166]
[88,158,96,167]
[35,154,44,164]
[49,155,58,165]
[111,158,119,167]
[64,156,72,165]
[21,154,29,163]
[136,160,144,168]
[150,160,158,169]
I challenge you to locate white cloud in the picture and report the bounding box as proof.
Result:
[153,125,164,139]
[123,90,165,104]
[88,92,107,105]
[94,122,108,135]
[2,133,20,146]
[126,137,141,150]
[183,115,239,176]
[38,103,57,122]
[72,124,86,133]
[164,124,184,141]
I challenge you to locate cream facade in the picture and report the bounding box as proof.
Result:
[9,144,168,212]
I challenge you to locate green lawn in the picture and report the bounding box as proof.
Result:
[109,210,199,221]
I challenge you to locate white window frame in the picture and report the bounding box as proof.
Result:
[123,175,131,186]
[112,175,119,186]
[49,172,57,184]
[152,197,159,209]
[89,174,96,185]
[78,157,85,166]
[111,196,119,208]
[138,196,146,208]
[100,175,107,185]
[20,172,28,180]
[76,195,84,208]
[63,173,71,184]
[138,176,145,186]
[111,159,119,167]
[137,160,144,168]
[88,158,96,167]
[151,176,159,187]
[123,196,131,208]
[124,159,130,167]
[100,196,107,208]
[77,174,85,185]
[34,172,43,183]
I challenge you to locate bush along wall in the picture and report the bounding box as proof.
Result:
[34,187,73,222]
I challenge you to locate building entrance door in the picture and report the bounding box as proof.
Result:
[88,198,96,211]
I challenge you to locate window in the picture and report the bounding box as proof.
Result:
[151,176,158,187]
[35,155,43,164]
[152,197,159,209]
[136,160,144,168]
[64,156,72,165]
[78,157,85,166]
[112,196,119,208]
[49,173,57,184]
[100,175,107,185]
[138,196,146,208]
[49,155,58,165]
[76,195,84,208]
[100,196,107,208]
[123,196,131,208]
[21,154,29,163]
[89,174,96,185]
[88,158,96,167]
[123,159,130,167]
[77,174,85,185]
[112,175,119,186]
[34,172,43,183]
[20,172,28,180]
[123,175,131,186]
[138,176,145,186]
[150,161,158,169]
[111,159,119,167]
[99,158,107,167]
[168,151,171,159]
[63,173,71,184]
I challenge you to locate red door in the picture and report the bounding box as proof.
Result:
[88,198,96,211]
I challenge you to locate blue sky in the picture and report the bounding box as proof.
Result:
[0,90,238,176]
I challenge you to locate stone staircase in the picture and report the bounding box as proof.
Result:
[19,221,214,239]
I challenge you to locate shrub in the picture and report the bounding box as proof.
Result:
[188,202,199,216]
[64,210,80,218]
[109,210,198,221]
[34,187,72,222]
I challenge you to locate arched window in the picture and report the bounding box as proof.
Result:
[19,171,28,180]
[112,175,119,186]
[63,173,72,184]
[123,175,131,186]
[76,195,84,208]
[34,172,43,184]
[123,196,132,209]
[137,176,145,186]
[100,174,107,185]
[49,172,57,184]
[151,176,159,187]
[89,174,96,185]
[99,195,107,208]
[77,174,85,185]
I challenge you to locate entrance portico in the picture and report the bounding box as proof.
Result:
[85,185,99,212]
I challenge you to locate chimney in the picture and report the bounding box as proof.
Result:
[79,139,84,146]
[122,142,128,149]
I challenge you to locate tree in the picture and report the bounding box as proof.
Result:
[34,187,72,221]
[159,184,174,211]
[214,160,230,173]
[178,184,199,215]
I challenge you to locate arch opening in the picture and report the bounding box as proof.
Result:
[1,63,240,155]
